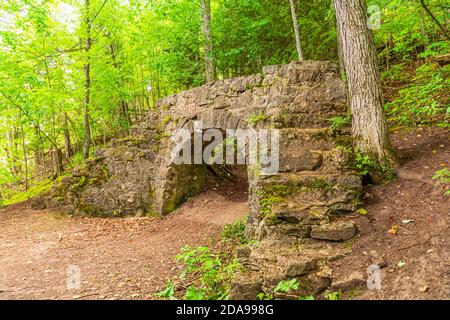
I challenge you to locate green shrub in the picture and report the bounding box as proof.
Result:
[384,63,449,127]
[432,168,450,184]
[274,278,299,293]
[248,113,269,125]
[432,168,450,196]
[324,291,342,300]
[257,292,274,300]
[156,245,241,300]
[330,116,351,134]
[154,280,176,300]
[222,218,249,244]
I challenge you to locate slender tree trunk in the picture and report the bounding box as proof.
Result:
[110,41,131,131]
[83,0,92,160]
[200,0,215,83]
[333,0,393,166]
[51,148,64,178]
[289,0,304,61]
[5,132,17,186]
[419,0,449,41]
[19,112,28,190]
[0,187,4,206]
[63,112,73,159]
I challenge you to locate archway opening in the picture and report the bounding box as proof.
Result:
[160,127,251,225]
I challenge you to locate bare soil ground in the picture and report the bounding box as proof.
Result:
[0,170,249,300]
[330,127,449,300]
[0,128,448,300]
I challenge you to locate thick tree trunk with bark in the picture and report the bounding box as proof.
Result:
[335,19,346,78]
[289,0,304,61]
[200,0,215,83]
[334,0,393,166]
[83,0,92,160]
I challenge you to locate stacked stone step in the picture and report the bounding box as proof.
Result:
[233,62,363,299]
[247,128,362,241]
[233,126,362,298]
[231,238,353,299]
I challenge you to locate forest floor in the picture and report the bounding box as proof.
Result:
[331,126,449,300]
[0,170,249,299]
[0,127,448,300]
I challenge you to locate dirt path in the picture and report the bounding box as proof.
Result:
[0,172,249,300]
[0,128,448,300]
[330,127,449,300]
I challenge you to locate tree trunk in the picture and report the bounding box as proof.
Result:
[333,0,393,166]
[200,0,215,83]
[83,0,92,160]
[419,0,449,41]
[51,148,64,179]
[289,0,304,61]
[110,41,131,131]
[20,112,29,190]
[335,17,346,78]
[5,131,17,186]
[63,112,73,159]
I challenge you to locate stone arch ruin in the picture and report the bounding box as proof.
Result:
[47,61,363,298]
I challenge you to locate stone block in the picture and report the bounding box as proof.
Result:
[311,221,357,241]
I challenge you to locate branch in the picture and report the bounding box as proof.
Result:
[419,0,450,41]
[92,0,108,23]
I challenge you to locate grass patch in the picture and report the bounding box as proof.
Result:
[1,178,54,207]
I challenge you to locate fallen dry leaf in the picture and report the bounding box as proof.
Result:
[388,225,398,235]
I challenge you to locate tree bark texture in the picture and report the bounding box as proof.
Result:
[334,0,392,164]
[200,0,215,83]
[289,0,304,61]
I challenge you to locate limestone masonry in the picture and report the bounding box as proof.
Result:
[43,61,364,298]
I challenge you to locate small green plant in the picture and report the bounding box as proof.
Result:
[155,280,176,300]
[354,151,375,176]
[162,115,174,125]
[168,246,240,300]
[432,168,450,196]
[70,175,87,193]
[257,292,274,300]
[184,286,206,300]
[274,278,299,294]
[222,218,249,244]
[352,150,395,181]
[153,130,172,151]
[356,208,368,215]
[432,168,450,184]
[330,116,351,134]
[324,291,342,300]
[298,295,315,300]
[248,113,269,125]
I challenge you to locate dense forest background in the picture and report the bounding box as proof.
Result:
[0,0,448,205]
